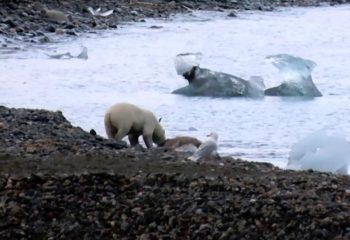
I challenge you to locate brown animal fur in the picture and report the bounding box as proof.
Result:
[164,136,202,149]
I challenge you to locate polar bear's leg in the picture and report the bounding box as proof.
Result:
[105,125,117,139]
[128,134,140,146]
[143,134,154,149]
[104,112,117,139]
[114,128,129,141]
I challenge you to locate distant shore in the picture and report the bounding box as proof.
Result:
[0,0,347,44]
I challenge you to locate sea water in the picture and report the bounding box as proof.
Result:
[1,4,350,168]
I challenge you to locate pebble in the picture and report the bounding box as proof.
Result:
[0,106,127,159]
[0,0,339,41]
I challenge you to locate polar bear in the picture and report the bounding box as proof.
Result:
[104,103,166,148]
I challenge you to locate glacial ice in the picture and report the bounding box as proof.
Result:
[173,53,265,98]
[287,130,350,175]
[265,54,322,97]
[174,52,202,75]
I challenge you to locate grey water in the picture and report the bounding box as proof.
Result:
[1,5,350,168]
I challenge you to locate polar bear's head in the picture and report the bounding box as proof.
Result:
[153,120,166,146]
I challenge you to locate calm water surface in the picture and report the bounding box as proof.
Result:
[1,5,350,167]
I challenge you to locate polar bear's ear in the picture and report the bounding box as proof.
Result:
[158,117,162,123]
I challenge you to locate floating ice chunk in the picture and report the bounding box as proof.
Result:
[174,52,202,75]
[46,46,88,60]
[173,53,265,98]
[173,65,265,98]
[265,54,322,97]
[266,54,316,81]
[287,130,350,175]
[249,76,265,89]
[247,76,265,98]
[46,52,74,59]
[77,46,88,60]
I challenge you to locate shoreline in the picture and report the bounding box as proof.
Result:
[0,0,347,44]
[2,2,350,237]
[0,105,350,238]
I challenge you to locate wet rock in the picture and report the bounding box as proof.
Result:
[55,28,65,34]
[66,30,77,36]
[39,35,50,43]
[43,9,69,23]
[0,0,344,42]
[149,25,163,29]
[64,23,76,30]
[47,25,56,32]
[227,10,237,17]
[90,129,97,136]
[32,2,45,11]
[4,18,17,28]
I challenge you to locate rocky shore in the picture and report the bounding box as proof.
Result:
[1,1,350,238]
[0,0,349,44]
[1,106,350,239]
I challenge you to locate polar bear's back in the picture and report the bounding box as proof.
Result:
[105,103,157,132]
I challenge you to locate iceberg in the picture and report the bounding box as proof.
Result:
[46,46,88,60]
[287,130,350,175]
[264,54,322,97]
[172,53,265,98]
[174,52,202,76]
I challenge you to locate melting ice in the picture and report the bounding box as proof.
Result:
[264,54,322,97]
[287,129,350,175]
[173,53,265,98]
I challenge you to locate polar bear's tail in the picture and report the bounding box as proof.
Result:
[104,111,115,139]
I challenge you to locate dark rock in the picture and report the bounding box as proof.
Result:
[150,25,163,29]
[47,25,56,32]
[90,129,97,136]
[39,35,50,43]
[66,30,77,36]
[64,23,76,29]
[7,2,17,10]
[227,11,237,17]
[4,18,16,28]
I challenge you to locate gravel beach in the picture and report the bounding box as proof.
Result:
[0,106,350,239]
[1,0,350,239]
[0,0,348,43]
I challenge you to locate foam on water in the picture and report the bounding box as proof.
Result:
[1,5,350,168]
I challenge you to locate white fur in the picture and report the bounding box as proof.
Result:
[104,103,166,148]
